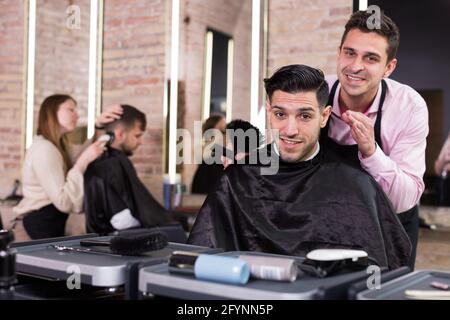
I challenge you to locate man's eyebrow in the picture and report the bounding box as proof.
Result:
[342,46,381,59]
[296,107,315,113]
[271,106,316,112]
[342,46,356,53]
[364,52,381,59]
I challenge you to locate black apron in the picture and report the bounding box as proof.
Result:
[320,79,419,270]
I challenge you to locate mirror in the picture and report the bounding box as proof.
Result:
[28,0,103,146]
[167,0,268,196]
[14,0,103,237]
[202,29,233,120]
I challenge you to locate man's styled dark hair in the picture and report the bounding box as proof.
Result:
[105,104,146,131]
[226,119,263,155]
[264,64,329,108]
[341,10,400,62]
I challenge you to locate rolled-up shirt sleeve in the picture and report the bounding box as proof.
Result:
[359,104,428,213]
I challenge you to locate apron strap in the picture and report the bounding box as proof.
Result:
[374,79,387,150]
[326,79,387,151]
[323,80,340,136]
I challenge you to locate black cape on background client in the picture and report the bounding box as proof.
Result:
[188,144,411,270]
[84,147,170,235]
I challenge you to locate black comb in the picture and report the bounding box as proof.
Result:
[109,230,168,256]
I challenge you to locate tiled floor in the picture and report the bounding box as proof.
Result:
[415,228,450,270]
[416,206,450,270]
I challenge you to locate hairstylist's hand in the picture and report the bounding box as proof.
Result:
[74,140,106,172]
[342,110,376,158]
[95,104,123,129]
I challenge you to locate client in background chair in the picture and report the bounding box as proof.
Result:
[84,104,173,235]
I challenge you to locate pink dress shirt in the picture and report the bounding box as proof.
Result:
[325,75,429,213]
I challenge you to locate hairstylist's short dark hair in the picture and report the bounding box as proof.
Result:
[105,104,146,131]
[264,64,329,108]
[341,10,400,62]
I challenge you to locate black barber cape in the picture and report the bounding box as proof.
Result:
[188,145,411,270]
[84,147,170,235]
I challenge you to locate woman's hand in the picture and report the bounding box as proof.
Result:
[95,104,123,129]
[74,140,107,172]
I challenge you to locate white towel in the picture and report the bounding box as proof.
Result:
[110,208,141,230]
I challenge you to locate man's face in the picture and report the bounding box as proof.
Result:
[119,122,144,156]
[337,29,397,98]
[267,90,331,163]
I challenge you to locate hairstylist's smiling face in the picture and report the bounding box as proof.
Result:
[337,29,396,100]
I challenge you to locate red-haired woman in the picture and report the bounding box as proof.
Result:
[13,94,122,240]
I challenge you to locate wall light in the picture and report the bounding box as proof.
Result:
[257,0,269,135]
[25,0,36,149]
[202,31,213,121]
[87,0,100,138]
[359,0,368,10]
[250,0,261,125]
[225,39,234,123]
[168,0,180,184]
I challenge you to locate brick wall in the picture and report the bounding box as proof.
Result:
[180,0,351,191]
[102,0,167,202]
[0,0,25,197]
[179,0,253,191]
[0,0,351,200]
[267,0,352,75]
[34,0,90,126]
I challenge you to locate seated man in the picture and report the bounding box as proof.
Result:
[84,105,170,235]
[188,65,411,270]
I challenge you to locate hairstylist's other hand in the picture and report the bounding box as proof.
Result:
[95,104,123,129]
[74,140,106,172]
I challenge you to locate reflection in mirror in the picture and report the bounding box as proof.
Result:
[26,0,102,147]
[33,0,91,140]
[170,0,268,196]
[12,0,103,241]
[420,90,450,206]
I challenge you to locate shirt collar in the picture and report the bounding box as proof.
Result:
[332,81,383,117]
[273,141,320,161]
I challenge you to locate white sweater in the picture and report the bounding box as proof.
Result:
[13,136,84,217]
